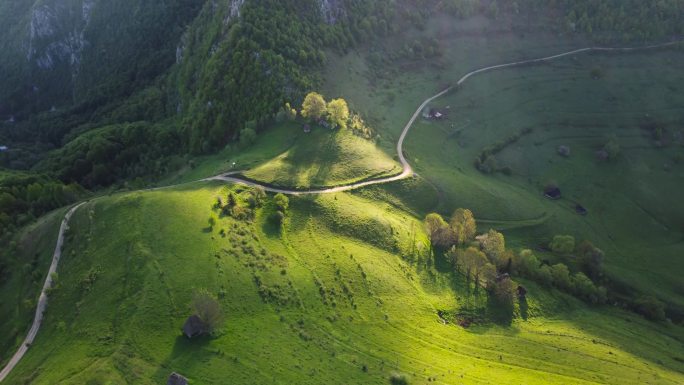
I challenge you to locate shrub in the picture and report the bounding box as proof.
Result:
[274,193,289,212]
[535,264,553,287]
[550,263,572,290]
[634,296,666,321]
[239,127,257,148]
[389,373,410,385]
[577,240,604,279]
[493,276,516,307]
[515,249,539,276]
[549,235,575,255]
[572,272,605,304]
[482,229,505,264]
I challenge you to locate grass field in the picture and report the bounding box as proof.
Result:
[243,125,400,189]
[3,184,683,384]
[320,16,684,309]
[162,121,400,189]
[399,49,684,308]
[3,13,684,385]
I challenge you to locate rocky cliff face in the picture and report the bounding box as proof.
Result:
[0,0,205,118]
[318,0,345,24]
[27,0,92,74]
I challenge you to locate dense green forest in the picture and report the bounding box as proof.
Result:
[1,0,683,235]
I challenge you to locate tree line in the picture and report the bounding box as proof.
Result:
[424,208,668,321]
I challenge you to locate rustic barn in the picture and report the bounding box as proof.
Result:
[543,185,561,200]
[167,372,188,385]
[182,315,208,338]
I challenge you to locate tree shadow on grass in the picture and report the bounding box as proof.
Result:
[433,249,452,273]
[153,334,214,383]
[519,297,529,321]
[486,296,515,326]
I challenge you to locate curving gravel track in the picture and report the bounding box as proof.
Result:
[0,40,681,382]
[0,202,85,382]
[208,40,682,195]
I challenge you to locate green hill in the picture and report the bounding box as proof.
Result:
[2,2,684,384]
[3,185,683,384]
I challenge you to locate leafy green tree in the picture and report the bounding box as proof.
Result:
[424,213,455,250]
[482,229,505,264]
[458,246,488,290]
[634,296,666,321]
[301,92,327,121]
[549,235,575,255]
[276,103,298,122]
[577,240,604,280]
[450,208,477,245]
[326,98,350,129]
[239,127,257,148]
[550,263,572,290]
[482,262,498,290]
[572,272,605,304]
[536,265,553,287]
[493,276,516,307]
[515,249,539,276]
[191,289,225,333]
[274,193,289,212]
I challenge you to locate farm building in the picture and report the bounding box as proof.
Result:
[575,204,588,215]
[543,185,561,200]
[167,372,188,385]
[422,107,447,120]
[182,315,208,338]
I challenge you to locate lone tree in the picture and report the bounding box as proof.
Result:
[190,289,224,334]
[450,208,477,245]
[301,92,327,121]
[326,98,350,129]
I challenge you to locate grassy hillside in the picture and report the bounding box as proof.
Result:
[243,124,400,189]
[0,207,67,368]
[3,184,684,384]
[320,15,684,310]
[401,48,684,308]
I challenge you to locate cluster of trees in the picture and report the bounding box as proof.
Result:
[424,208,477,250]
[36,121,184,188]
[452,0,684,41]
[214,187,267,222]
[424,210,610,308]
[0,173,83,240]
[177,0,397,153]
[512,248,607,304]
[425,209,517,308]
[301,92,350,129]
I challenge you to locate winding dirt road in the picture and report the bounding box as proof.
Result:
[208,40,681,195]
[0,202,85,382]
[0,40,681,382]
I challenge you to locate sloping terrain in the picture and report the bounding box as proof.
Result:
[3,185,683,384]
